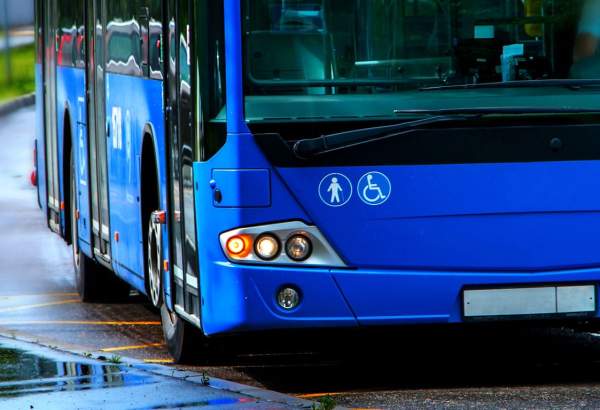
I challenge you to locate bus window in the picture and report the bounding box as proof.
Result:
[243,0,588,123]
[196,0,226,161]
[147,0,162,80]
[106,1,143,77]
[57,0,84,68]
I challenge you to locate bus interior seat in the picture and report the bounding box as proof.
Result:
[247,31,335,94]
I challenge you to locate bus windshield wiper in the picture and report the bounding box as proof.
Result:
[293,114,479,158]
[293,107,600,158]
[420,79,600,92]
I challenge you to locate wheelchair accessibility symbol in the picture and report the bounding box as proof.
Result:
[318,173,353,207]
[357,172,391,206]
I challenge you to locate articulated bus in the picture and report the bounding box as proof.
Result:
[36,0,600,362]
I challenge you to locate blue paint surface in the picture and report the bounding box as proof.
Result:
[34,64,46,214]
[105,72,167,295]
[56,66,90,255]
[211,169,271,208]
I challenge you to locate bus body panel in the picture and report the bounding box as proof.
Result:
[105,72,167,296]
[275,161,600,272]
[333,268,600,325]
[192,135,600,335]
[194,264,600,335]
[35,63,47,214]
[200,262,358,334]
[55,65,90,254]
[193,134,323,334]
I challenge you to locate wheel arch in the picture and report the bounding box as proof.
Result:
[140,123,162,297]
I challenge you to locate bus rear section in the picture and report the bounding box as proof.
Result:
[195,0,600,335]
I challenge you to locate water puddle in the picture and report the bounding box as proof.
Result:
[133,397,257,409]
[0,345,155,398]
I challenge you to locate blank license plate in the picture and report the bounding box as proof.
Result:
[463,285,596,318]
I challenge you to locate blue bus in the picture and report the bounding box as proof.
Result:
[36,0,600,362]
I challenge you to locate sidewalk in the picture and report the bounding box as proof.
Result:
[0,337,314,410]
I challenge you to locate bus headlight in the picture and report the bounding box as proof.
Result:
[254,234,280,261]
[219,221,345,267]
[285,234,312,261]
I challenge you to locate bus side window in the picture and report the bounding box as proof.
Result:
[196,0,227,161]
[106,0,144,77]
[57,0,77,68]
[149,0,163,80]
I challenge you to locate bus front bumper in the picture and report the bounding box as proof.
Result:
[200,262,600,336]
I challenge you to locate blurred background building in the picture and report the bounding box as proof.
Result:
[1,0,33,28]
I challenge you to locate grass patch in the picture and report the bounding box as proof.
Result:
[0,44,35,102]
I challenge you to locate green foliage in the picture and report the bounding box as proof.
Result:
[107,354,122,364]
[0,44,35,102]
[311,396,337,410]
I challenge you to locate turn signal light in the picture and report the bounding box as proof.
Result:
[226,235,252,258]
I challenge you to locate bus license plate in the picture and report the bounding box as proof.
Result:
[463,285,596,318]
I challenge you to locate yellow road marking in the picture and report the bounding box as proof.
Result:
[143,358,174,364]
[296,393,345,399]
[0,292,79,300]
[0,299,80,314]
[101,343,164,352]
[0,320,160,326]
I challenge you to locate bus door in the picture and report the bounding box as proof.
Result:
[85,0,112,261]
[43,0,60,233]
[166,0,201,323]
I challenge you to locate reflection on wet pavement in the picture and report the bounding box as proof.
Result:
[0,344,156,398]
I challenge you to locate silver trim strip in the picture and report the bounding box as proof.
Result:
[186,274,198,289]
[173,265,184,280]
[175,304,201,327]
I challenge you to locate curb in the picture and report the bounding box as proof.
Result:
[0,93,35,117]
[0,334,318,409]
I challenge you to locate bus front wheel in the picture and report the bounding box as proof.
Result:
[160,303,205,363]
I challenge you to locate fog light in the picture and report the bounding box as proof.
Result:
[255,234,280,260]
[277,287,300,310]
[285,234,312,261]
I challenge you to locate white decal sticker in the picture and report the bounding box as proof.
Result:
[357,172,392,206]
[318,173,353,207]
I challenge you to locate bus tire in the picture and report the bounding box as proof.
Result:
[70,149,130,303]
[147,214,162,308]
[160,302,205,364]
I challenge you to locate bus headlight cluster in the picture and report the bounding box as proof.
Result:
[219,221,345,267]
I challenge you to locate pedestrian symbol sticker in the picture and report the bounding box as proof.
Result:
[318,173,353,207]
[357,172,391,206]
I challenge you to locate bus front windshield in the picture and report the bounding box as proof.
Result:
[243,0,600,123]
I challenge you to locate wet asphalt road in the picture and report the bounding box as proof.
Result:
[5,107,600,408]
